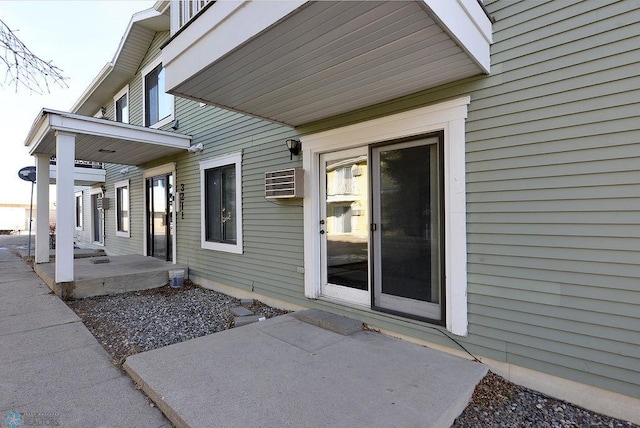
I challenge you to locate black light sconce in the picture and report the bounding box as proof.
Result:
[286,139,301,160]
[100,185,107,193]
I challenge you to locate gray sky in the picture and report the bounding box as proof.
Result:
[0,0,153,205]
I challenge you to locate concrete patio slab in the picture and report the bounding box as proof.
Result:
[33,254,188,299]
[125,311,488,428]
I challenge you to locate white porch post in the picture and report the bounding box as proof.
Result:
[54,131,75,283]
[35,154,50,263]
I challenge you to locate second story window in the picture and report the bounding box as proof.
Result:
[114,86,129,124]
[143,59,173,128]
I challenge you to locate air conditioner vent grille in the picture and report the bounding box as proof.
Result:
[265,168,303,199]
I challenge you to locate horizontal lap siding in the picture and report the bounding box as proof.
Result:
[464,0,640,398]
[298,0,640,399]
[172,95,302,302]
[93,2,640,399]
[99,31,304,303]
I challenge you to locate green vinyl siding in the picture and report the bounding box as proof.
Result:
[88,0,639,400]
[297,0,640,399]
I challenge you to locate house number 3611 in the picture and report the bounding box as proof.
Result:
[179,184,185,219]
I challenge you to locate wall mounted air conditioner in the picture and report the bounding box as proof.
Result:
[265,168,304,199]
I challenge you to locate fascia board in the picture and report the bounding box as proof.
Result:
[24,109,53,154]
[47,112,191,148]
[421,0,492,74]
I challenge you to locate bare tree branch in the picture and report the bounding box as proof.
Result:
[0,18,68,94]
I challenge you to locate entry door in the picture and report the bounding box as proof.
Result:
[91,193,104,245]
[146,174,173,261]
[372,137,442,320]
[320,147,369,305]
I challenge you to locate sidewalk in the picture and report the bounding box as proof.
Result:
[0,246,169,427]
[1,235,488,427]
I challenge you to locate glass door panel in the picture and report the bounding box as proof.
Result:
[320,147,369,304]
[372,137,442,320]
[91,193,104,244]
[147,174,173,261]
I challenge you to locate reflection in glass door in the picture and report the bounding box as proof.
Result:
[372,137,442,320]
[91,192,104,245]
[320,147,369,304]
[146,174,173,261]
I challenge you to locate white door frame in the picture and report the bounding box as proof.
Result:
[301,96,470,336]
[143,163,177,263]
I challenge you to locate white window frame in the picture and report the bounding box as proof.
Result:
[114,179,130,238]
[141,57,174,129]
[199,152,243,254]
[301,96,470,336]
[74,191,83,230]
[113,85,129,124]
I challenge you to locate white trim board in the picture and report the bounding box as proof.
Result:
[199,152,243,254]
[301,96,470,336]
[114,179,131,238]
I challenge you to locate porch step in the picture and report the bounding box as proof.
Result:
[292,309,363,336]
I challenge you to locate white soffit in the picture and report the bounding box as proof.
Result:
[163,0,492,127]
[25,109,192,166]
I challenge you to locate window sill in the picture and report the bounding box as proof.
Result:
[201,240,242,254]
[116,231,130,238]
[149,114,174,129]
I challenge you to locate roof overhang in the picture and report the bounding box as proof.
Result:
[71,6,170,116]
[162,0,492,127]
[25,109,192,166]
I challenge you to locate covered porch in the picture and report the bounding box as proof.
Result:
[23,108,192,286]
[33,254,188,300]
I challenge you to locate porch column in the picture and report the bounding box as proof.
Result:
[54,131,75,283]
[35,154,50,263]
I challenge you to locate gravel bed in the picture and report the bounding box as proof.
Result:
[67,282,636,427]
[67,281,288,364]
[453,371,638,428]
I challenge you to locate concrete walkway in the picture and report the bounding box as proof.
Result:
[125,310,488,428]
[0,245,169,427]
[2,234,487,427]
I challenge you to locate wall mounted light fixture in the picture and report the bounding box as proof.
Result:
[286,139,301,160]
